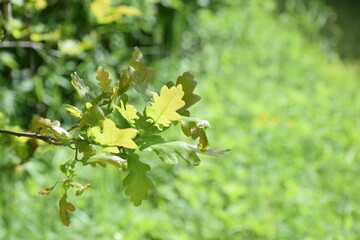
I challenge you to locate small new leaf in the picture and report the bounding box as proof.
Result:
[113,100,139,126]
[59,193,76,227]
[71,72,93,103]
[63,104,83,118]
[69,182,91,196]
[123,154,154,206]
[96,66,112,92]
[34,117,70,139]
[181,117,210,151]
[59,183,76,227]
[38,179,65,195]
[176,72,201,111]
[146,85,185,128]
[129,47,155,100]
[88,118,138,153]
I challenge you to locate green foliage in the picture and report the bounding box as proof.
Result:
[25,47,227,226]
[2,0,360,239]
[175,72,201,111]
[123,153,154,206]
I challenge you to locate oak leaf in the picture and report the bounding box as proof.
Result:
[88,118,137,153]
[146,85,185,127]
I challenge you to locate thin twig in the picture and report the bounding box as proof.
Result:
[67,124,79,132]
[0,129,65,146]
[0,41,62,57]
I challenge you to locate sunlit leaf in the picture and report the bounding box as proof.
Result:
[146,85,185,128]
[33,117,70,139]
[90,0,141,24]
[102,6,141,23]
[113,100,139,126]
[96,66,112,92]
[90,0,110,20]
[63,104,83,118]
[88,118,138,152]
[123,154,154,206]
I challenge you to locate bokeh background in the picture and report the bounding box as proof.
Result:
[1,0,360,239]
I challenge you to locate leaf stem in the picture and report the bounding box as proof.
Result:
[0,129,67,146]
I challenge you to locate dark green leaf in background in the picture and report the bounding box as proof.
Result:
[123,154,154,206]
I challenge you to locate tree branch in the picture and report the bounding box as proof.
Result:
[0,129,66,146]
[0,41,62,57]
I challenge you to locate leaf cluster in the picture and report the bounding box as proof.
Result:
[36,47,229,226]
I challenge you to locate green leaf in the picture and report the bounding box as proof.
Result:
[113,100,139,126]
[123,154,154,206]
[71,72,93,102]
[129,47,155,100]
[145,141,201,166]
[85,153,128,170]
[96,66,112,92]
[79,105,105,128]
[176,72,201,111]
[75,140,95,160]
[146,85,185,128]
[113,47,154,99]
[59,191,75,227]
[63,104,83,118]
[147,141,230,165]
[181,117,210,151]
[136,134,165,151]
[88,118,138,153]
[117,68,132,95]
[192,147,231,156]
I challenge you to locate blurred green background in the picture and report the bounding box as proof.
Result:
[1,0,360,239]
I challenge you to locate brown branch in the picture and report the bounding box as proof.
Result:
[0,129,65,146]
[0,41,62,57]
[67,124,79,132]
